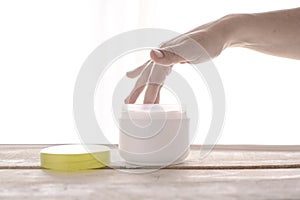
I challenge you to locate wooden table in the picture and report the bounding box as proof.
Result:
[1,145,300,199]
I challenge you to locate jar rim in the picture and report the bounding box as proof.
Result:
[122,104,186,113]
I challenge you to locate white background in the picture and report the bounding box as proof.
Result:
[0,0,299,144]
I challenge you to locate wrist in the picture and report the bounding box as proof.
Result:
[218,13,256,48]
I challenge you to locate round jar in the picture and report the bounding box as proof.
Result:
[119,104,190,166]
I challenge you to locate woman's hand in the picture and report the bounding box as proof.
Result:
[125,15,235,104]
[125,7,300,104]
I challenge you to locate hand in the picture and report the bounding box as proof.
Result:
[149,17,234,66]
[125,8,300,104]
[125,16,234,104]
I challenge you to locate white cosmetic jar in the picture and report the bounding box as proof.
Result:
[119,104,190,166]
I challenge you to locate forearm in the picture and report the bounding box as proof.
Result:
[227,7,300,59]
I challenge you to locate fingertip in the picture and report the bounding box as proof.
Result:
[152,49,164,58]
[150,50,163,63]
[124,99,134,104]
[124,97,129,104]
[150,49,174,66]
[143,99,155,104]
[124,95,133,104]
[126,71,133,78]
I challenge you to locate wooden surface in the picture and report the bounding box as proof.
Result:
[2,144,300,169]
[1,144,300,199]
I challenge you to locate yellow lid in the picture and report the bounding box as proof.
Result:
[40,144,110,171]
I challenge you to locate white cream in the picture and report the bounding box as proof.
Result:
[119,104,190,166]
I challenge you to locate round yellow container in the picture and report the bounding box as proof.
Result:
[40,144,110,171]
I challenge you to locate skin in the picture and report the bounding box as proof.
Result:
[125,7,300,104]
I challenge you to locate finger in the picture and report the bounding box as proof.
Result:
[143,84,161,104]
[124,61,153,104]
[143,64,169,104]
[150,47,184,66]
[126,60,151,78]
[154,85,162,104]
[125,84,146,104]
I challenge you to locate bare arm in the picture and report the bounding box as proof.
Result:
[229,7,300,60]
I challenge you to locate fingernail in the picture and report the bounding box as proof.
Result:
[152,49,164,58]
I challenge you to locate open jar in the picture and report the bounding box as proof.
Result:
[119,104,190,166]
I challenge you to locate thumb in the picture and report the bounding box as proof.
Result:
[150,38,207,66]
[150,46,185,66]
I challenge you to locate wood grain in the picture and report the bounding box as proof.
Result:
[1,145,300,169]
[1,169,300,199]
[1,145,300,199]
